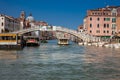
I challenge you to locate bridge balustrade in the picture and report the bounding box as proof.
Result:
[11,26,102,43]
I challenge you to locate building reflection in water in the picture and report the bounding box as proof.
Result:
[0,51,19,60]
[83,46,120,70]
[83,46,119,63]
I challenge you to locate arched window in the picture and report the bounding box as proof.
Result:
[97,24,99,28]
[90,17,92,21]
[90,24,92,28]
[90,30,92,33]
[1,22,3,26]
[97,18,100,21]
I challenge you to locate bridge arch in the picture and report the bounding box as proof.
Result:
[12,26,100,42]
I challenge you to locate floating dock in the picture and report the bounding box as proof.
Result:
[0,33,25,50]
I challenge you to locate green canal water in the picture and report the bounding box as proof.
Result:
[0,40,120,80]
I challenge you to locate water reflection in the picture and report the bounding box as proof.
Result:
[83,46,120,64]
[0,50,19,60]
[82,46,120,80]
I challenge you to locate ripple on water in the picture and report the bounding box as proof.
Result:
[0,40,120,80]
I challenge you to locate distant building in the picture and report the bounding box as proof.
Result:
[34,21,55,40]
[84,6,120,37]
[0,14,20,33]
[20,12,35,29]
[19,11,26,30]
[77,25,84,32]
[26,13,35,28]
[26,13,34,22]
[34,21,48,26]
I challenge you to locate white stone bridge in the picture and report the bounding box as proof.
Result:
[12,26,101,42]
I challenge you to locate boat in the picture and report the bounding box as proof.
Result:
[25,36,40,46]
[58,38,69,45]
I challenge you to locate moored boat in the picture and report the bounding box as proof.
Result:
[25,36,40,46]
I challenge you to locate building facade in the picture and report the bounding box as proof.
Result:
[0,14,20,33]
[34,21,55,40]
[77,25,84,32]
[84,6,120,37]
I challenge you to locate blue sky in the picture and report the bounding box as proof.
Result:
[0,0,120,29]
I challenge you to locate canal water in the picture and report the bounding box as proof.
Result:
[0,40,120,80]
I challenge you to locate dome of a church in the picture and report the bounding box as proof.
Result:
[26,13,34,22]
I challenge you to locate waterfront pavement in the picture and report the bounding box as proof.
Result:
[78,42,120,49]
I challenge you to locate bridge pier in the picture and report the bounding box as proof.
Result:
[58,39,69,45]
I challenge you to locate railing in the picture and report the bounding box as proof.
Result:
[13,26,52,33]
[12,26,102,42]
[56,26,101,42]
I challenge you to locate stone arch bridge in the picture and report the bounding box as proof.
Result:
[12,26,100,42]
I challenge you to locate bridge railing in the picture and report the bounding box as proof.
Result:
[12,26,102,42]
[12,26,55,34]
[56,26,95,42]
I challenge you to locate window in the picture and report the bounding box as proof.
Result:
[96,30,100,33]
[112,18,116,23]
[90,24,92,28]
[1,22,3,26]
[104,18,106,21]
[90,17,92,21]
[103,13,105,15]
[107,24,109,28]
[104,24,106,28]
[90,30,92,33]
[106,18,110,21]
[97,18,100,21]
[104,18,110,21]
[97,24,99,28]
[103,30,106,33]
[106,13,108,15]
[112,31,115,35]
[112,13,116,16]
[112,24,116,29]
[107,30,109,33]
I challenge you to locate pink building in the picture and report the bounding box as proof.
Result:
[77,25,84,32]
[84,6,120,37]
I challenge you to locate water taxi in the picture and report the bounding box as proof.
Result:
[58,38,69,45]
[25,36,40,46]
